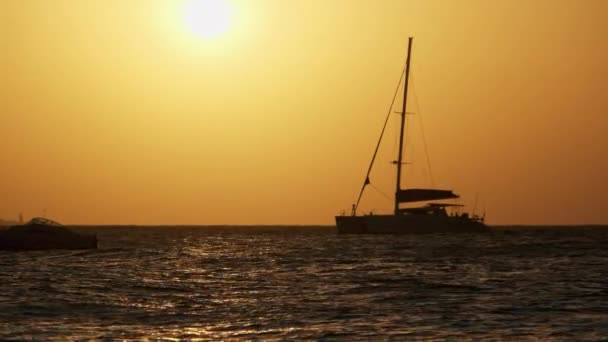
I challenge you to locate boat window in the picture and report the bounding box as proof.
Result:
[28,217,63,227]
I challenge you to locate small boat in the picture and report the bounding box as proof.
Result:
[0,217,97,251]
[336,37,489,234]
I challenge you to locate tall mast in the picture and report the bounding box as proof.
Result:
[394,37,413,215]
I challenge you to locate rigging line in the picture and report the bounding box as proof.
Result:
[411,70,435,187]
[353,67,406,214]
[369,183,393,203]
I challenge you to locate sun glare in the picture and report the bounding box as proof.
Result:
[183,0,232,39]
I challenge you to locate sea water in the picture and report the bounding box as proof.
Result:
[1,227,607,340]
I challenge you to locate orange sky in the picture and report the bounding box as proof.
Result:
[1,0,607,225]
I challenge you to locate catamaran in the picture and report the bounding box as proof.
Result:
[336,37,489,234]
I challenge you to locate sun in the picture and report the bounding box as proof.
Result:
[183,0,232,39]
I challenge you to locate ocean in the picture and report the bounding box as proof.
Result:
[1,226,607,340]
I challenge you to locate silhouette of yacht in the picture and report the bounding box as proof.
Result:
[0,217,97,251]
[336,38,489,234]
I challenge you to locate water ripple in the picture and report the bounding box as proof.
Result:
[1,227,607,339]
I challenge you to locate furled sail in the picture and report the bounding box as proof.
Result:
[396,189,459,203]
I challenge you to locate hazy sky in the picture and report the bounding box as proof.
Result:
[2,0,607,225]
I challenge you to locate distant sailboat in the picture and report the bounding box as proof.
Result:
[336,37,489,234]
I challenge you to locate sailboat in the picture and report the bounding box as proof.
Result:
[336,37,489,234]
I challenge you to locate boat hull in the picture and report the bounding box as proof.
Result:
[0,225,97,251]
[335,214,489,234]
